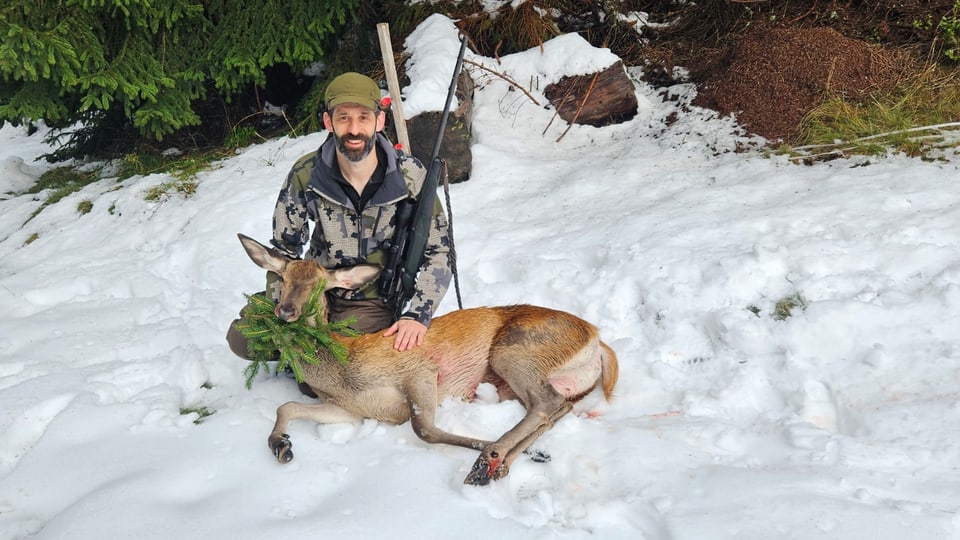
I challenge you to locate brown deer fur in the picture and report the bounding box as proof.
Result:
[237,233,618,485]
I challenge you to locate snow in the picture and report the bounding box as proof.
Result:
[3,13,960,540]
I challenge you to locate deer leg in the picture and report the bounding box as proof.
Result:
[496,397,572,466]
[269,401,363,463]
[405,378,493,451]
[490,397,574,468]
[463,380,571,486]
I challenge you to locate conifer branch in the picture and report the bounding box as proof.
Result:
[237,280,358,389]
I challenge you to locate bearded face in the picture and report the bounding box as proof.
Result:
[326,103,381,162]
[332,130,376,162]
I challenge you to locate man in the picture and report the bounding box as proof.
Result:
[227,72,452,365]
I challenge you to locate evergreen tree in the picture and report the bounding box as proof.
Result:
[0,0,357,157]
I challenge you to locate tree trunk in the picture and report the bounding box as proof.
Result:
[544,61,638,127]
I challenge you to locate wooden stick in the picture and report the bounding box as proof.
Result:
[376,23,411,152]
[556,70,601,142]
[792,121,960,150]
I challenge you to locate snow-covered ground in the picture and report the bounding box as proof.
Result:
[2,14,959,540]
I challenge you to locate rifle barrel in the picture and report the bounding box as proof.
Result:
[430,35,468,162]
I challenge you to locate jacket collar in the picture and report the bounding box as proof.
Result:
[310,133,409,207]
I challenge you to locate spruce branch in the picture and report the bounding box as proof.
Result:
[236,280,358,389]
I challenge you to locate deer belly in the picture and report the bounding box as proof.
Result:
[548,343,603,399]
[347,386,411,424]
[435,353,491,401]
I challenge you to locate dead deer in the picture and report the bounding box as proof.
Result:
[237,233,619,485]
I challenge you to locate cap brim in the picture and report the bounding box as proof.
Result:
[327,95,379,110]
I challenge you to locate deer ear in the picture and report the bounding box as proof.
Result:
[328,264,382,290]
[238,233,288,275]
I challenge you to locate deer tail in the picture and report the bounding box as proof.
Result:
[599,341,619,401]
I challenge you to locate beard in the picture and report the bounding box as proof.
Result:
[333,131,376,162]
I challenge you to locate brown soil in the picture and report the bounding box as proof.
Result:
[638,0,957,143]
[692,25,907,141]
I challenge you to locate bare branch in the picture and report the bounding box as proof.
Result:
[555,71,601,142]
[463,59,541,107]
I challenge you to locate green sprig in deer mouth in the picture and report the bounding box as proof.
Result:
[236,279,358,389]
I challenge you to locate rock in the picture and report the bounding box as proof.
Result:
[406,70,475,184]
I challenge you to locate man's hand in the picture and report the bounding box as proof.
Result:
[382,319,428,351]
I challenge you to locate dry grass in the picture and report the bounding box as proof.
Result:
[458,0,561,59]
[794,63,960,158]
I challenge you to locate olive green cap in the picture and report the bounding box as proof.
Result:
[325,72,381,111]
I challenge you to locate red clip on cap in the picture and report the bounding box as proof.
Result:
[381,96,392,107]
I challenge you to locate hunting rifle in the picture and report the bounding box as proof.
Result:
[378,34,468,318]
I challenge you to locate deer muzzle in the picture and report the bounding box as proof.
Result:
[275,303,301,323]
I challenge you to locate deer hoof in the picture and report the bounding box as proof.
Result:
[464,460,492,486]
[464,453,509,486]
[269,433,294,464]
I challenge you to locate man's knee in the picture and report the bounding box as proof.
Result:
[226,319,253,360]
[226,293,270,360]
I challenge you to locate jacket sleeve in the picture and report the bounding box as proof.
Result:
[400,194,453,327]
[266,154,313,298]
[271,155,313,258]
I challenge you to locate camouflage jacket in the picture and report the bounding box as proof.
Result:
[270,133,452,326]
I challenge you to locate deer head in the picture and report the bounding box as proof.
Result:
[237,233,381,324]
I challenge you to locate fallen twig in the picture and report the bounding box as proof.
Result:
[463,59,541,107]
[556,70,601,142]
[792,121,960,151]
